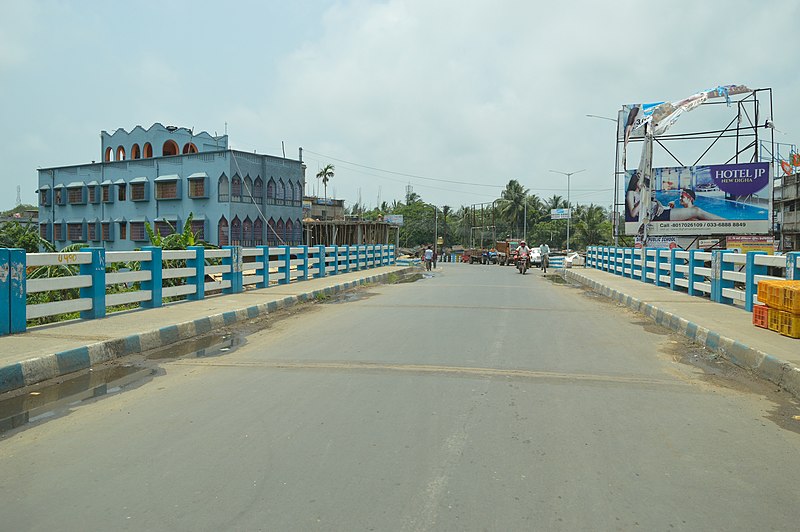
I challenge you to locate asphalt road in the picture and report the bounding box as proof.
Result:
[2,262,800,531]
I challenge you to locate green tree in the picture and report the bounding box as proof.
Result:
[316,164,335,199]
[497,180,529,237]
[572,204,611,249]
[0,220,46,253]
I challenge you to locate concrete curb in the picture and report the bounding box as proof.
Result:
[563,269,800,400]
[1,268,416,395]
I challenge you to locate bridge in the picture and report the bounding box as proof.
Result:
[2,250,800,529]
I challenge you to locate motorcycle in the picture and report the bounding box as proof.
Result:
[516,254,528,275]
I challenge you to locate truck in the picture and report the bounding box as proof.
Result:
[495,239,521,266]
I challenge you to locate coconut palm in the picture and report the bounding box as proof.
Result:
[316,164,335,199]
[497,179,529,237]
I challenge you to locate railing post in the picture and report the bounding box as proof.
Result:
[223,245,243,294]
[279,246,291,285]
[8,249,26,334]
[188,245,206,300]
[300,246,309,281]
[745,251,767,311]
[711,250,734,304]
[79,247,106,319]
[317,245,326,278]
[0,249,9,335]
[653,249,666,287]
[687,249,702,296]
[332,245,340,275]
[787,252,800,281]
[670,248,680,291]
[141,246,162,308]
[256,246,270,288]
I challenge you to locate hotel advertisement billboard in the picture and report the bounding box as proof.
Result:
[624,162,771,236]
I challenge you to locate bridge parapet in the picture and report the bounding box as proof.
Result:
[0,244,396,336]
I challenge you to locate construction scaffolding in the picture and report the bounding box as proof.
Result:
[303,219,400,248]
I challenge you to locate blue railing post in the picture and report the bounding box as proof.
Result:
[223,246,243,294]
[670,248,680,291]
[0,249,9,335]
[641,248,651,283]
[279,246,291,285]
[141,246,163,308]
[317,245,326,278]
[687,249,702,296]
[631,248,641,280]
[256,246,270,288]
[300,246,309,281]
[188,245,206,300]
[744,251,767,311]
[787,252,800,281]
[711,250,734,304]
[332,246,340,275]
[79,247,106,319]
[8,249,25,334]
[653,249,667,287]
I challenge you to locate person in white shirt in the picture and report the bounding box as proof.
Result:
[539,243,550,273]
[423,246,433,271]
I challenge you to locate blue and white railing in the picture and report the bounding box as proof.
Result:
[0,244,396,336]
[586,246,800,312]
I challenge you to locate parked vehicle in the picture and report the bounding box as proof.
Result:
[495,239,521,265]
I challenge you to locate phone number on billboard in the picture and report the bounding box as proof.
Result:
[666,222,748,228]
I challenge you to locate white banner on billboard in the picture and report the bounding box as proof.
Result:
[551,208,571,220]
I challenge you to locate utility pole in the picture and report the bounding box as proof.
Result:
[549,169,585,251]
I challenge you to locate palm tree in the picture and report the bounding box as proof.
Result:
[316,164,335,199]
[545,194,567,211]
[572,204,609,248]
[497,179,529,237]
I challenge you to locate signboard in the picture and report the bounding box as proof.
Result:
[624,162,771,236]
[634,236,678,249]
[698,238,721,249]
[551,208,571,220]
[384,214,404,226]
[725,235,774,254]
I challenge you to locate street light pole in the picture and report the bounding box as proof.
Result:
[549,169,585,251]
[586,113,621,246]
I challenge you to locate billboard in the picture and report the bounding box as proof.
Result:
[624,162,771,236]
[551,208,571,220]
[725,235,774,254]
[384,214,404,226]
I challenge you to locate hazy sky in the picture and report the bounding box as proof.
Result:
[2,0,798,212]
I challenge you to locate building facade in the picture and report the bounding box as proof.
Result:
[776,170,799,250]
[37,124,305,251]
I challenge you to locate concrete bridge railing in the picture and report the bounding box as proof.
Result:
[0,244,395,336]
[586,246,800,313]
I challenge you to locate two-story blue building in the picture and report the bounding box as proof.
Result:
[37,123,306,251]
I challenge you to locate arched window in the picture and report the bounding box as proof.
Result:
[231,216,242,245]
[296,182,303,204]
[254,218,263,246]
[266,179,276,204]
[287,180,295,203]
[277,219,286,243]
[218,216,229,246]
[253,177,263,204]
[218,174,230,202]
[294,218,303,243]
[105,147,114,162]
[143,143,153,158]
[277,180,286,204]
[162,140,179,156]
[285,219,293,245]
[267,218,278,246]
[182,143,198,154]
[116,146,126,161]
[231,175,242,201]
[131,144,141,159]
[244,176,253,203]
[243,217,253,246]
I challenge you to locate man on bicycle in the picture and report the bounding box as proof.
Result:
[539,242,550,273]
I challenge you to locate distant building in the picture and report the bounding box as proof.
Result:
[776,170,799,250]
[302,196,345,221]
[36,124,305,251]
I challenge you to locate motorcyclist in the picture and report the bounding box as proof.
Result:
[515,240,531,269]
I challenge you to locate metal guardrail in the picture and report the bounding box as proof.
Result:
[585,246,800,312]
[0,244,396,336]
